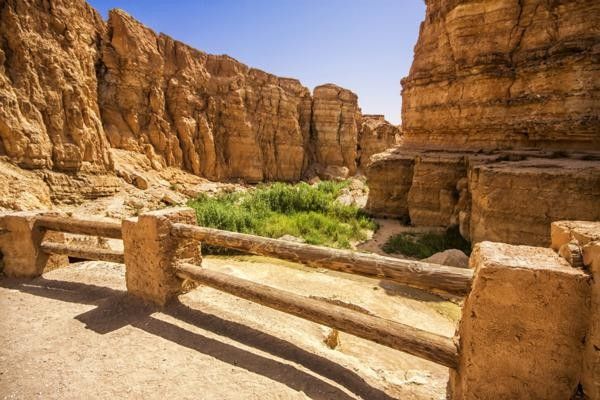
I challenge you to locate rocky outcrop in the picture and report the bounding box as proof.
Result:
[357,115,399,169]
[469,158,600,246]
[367,149,600,246]
[311,84,362,177]
[0,0,112,172]
[366,0,600,246]
[1,1,399,193]
[401,0,600,150]
[99,9,313,182]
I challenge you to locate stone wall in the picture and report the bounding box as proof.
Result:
[551,221,600,399]
[450,241,591,399]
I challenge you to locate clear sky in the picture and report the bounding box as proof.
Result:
[88,0,426,125]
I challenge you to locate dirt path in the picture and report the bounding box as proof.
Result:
[0,257,457,399]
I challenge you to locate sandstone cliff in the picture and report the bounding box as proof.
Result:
[0,0,112,172]
[401,0,600,150]
[1,2,398,189]
[366,149,600,247]
[357,115,399,170]
[100,9,313,182]
[366,0,600,249]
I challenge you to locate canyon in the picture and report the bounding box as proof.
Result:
[1,1,600,399]
[366,0,600,247]
[0,0,398,194]
[0,0,598,247]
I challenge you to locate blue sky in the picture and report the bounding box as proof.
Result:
[88,1,425,125]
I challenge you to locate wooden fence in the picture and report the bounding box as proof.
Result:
[5,211,470,369]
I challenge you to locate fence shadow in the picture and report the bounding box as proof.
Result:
[1,276,397,400]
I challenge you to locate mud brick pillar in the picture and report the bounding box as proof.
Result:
[0,211,68,277]
[450,241,591,400]
[122,207,201,306]
[551,221,600,400]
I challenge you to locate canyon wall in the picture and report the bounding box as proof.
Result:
[366,0,600,247]
[401,0,600,150]
[0,0,111,172]
[100,9,313,182]
[366,149,600,247]
[0,1,397,192]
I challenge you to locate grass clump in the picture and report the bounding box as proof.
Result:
[382,226,471,259]
[188,181,375,252]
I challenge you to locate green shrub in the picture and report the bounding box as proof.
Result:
[383,226,471,259]
[188,181,374,252]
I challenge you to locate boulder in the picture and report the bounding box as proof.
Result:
[422,249,469,269]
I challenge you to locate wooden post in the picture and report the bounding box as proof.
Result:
[122,208,200,305]
[171,224,473,296]
[0,211,68,277]
[175,262,458,368]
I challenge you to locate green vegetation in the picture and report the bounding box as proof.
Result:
[382,226,471,259]
[188,181,376,252]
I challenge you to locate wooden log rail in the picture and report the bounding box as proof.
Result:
[175,262,458,368]
[40,241,125,264]
[36,215,123,239]
[171,224,473,296]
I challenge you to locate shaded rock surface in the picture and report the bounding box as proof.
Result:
[367,148,600,247]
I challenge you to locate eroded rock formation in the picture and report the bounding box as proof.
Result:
[311,84,361,177]
[100,9,313,182]
[401,0,600,150]
[357,115,399,170]
[0,1,398,191]
[0,0,111,172]
[367,148,600,247]
[366,0,600,247]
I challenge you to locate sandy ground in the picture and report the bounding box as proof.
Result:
[0,255,458,400]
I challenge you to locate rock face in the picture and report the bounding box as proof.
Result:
[366,149,600,247]
[401,0,600,150]
[469,159,600,246]
[366,0,600,247]
[357,115,399,169]
[100,9,313,182]
[0,0,112,172]
[311,84,362,176]
[0,1,399,193]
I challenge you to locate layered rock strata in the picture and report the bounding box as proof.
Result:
[311,84,362,176]
[366,149,600,247]
[366,0,600,246]
[357,115,399,170]
[1,1,397,190]
[401,0,600,150]
[100,9,313,182]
